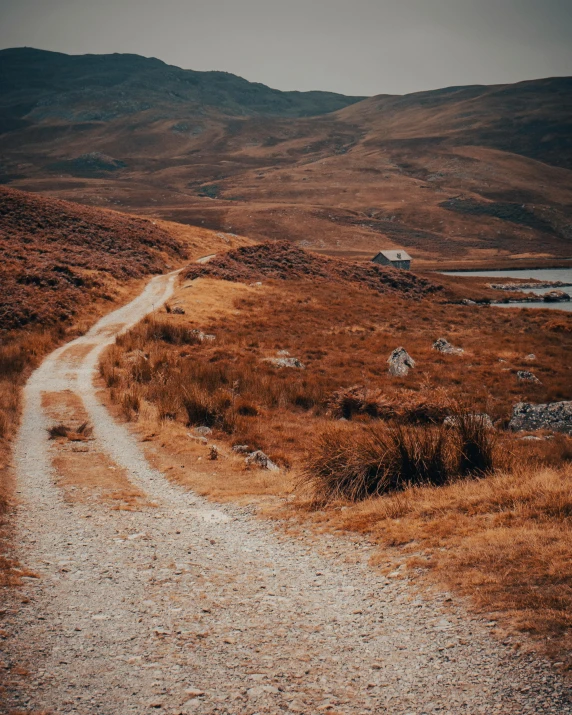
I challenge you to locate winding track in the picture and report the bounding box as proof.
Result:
[3,273,571,714]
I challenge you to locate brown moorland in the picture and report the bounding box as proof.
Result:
[101,243,572,665]
[1,49,571,267]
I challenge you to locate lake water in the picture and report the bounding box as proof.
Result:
[442,267,572,312]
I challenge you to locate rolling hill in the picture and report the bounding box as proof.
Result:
[1,48,571,266]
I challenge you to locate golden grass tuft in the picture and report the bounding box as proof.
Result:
[302,414,498,503]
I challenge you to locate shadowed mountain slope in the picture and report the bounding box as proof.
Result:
[0,47,365,125]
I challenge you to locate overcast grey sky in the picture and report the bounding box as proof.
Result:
[1,0,571,96]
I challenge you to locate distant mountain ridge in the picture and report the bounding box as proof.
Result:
[0,47,366,124]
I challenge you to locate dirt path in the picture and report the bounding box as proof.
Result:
[3,273,571,714]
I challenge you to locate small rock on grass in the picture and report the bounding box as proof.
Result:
[517,370,541,384]
[433,337,464,355]
[184,688,205,697]
[232,444,250,454]
[245,450,279,471]
[264,356,305,369]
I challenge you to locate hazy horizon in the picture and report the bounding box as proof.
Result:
[1,0,572,96]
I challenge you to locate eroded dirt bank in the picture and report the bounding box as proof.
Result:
[2,273,571,714]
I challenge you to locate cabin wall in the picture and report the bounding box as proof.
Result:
[372,255,411,269]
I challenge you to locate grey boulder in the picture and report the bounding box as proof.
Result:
[517,370,541,384]
[388,347,415,376]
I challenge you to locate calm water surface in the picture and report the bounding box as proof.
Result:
[442,268,572,312]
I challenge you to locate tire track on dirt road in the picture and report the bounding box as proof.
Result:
[3,272,571,713]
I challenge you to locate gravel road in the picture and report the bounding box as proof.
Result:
[3,273,571,714]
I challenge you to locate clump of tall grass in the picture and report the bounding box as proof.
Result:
[182,385,236,433]
[116,317,203,348]
[327,384,452,423]
[120,388,141,421]
[304,414,499,503]
[456,411,497,475]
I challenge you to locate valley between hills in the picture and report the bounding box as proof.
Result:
[1,47,572,267]
[1,47,572,714]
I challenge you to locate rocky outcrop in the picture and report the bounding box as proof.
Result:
[433,338,464,355]
[509,401,572,434]
[543,290,571,303]
[489,281,572,291]
[388,347,415,376]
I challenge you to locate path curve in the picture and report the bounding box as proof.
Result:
[3,273,571,714]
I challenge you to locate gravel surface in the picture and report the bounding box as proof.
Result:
[3,274,571,714]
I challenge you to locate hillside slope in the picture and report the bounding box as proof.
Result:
[0,186,187,330]
[1,48,571,265]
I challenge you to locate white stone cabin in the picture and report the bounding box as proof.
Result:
[372,249,412,270]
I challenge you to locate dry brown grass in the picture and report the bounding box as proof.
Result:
[102,269,572,666]
[0,186,187,332]
[103,274,572,440]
